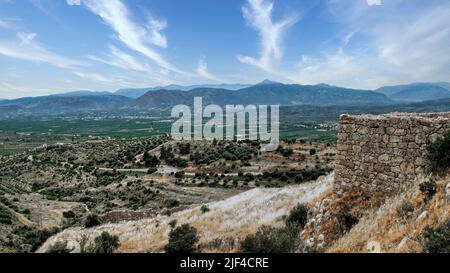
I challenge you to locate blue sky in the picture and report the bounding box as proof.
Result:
[0,0,449,98]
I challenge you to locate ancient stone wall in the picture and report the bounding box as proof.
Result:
[334,112,450,196]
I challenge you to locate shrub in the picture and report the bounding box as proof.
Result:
[396,201,415,218]
[46,241,73,253]
[63,210,76,219]
[164,224,199,253]
[427,131,450,172]
[175,171,185,178]
[309,148,317,156]
[419,180,437,199]
[200,205,210,214]
[164,199,180,208]
[13,226,60,252]
[147,167,157,174]
[169,219,177,228]
[285,204,309,230]
[337,211,358,233]
[91,232,120,253]
[84,214,101,228]
[143,152,159,167]
[282,148,293,157]
[0,204,13,225]
[240,226,297,253]
[423,219,450,253]
[294,174,304,183]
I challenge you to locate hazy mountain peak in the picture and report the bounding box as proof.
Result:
[256,79,282,86]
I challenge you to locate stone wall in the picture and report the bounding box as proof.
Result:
[334,112,450,196]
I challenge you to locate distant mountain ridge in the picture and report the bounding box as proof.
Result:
[48,90,112,97]
[376,83,450,102]
[0,94,131,114]
[125,83,392,109]
[1,81,449,115]
[115,83,252,98]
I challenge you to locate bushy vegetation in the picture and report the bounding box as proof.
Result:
[262,167,330,185]
[0,204,13,224]
[12,226,60,253]
[164,224,199,253]
[143,152,159,167]
[190,141,258,165]
[84,214,101,228]
[240,226,298,253]
[90,232,120,253]
[240,205,309,253]
[427,131,450,172]
[46,241,73,253]
[336,210,359,233]
[200,205,210,214]
[285,204,309,230]
[423,219,450,253]
[396,201,415,218]
[419,180,437,200]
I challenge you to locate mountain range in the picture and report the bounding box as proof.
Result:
[376,83,450,102]
[115,83,252,98]
[0,81,449,115]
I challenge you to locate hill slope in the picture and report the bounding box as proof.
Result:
[376,83,450,102]
[127,84,392,109]
[0,95,131,114]
[38,175,332,253]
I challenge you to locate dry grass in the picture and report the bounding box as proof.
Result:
[328,175,450,253]
[37,174,333,253]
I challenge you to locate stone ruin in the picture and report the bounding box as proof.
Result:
[334,112,450,197]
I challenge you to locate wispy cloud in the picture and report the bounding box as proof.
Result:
[290,0,450,89]
[238,0,298,73]
[0,82,58,99]
[0,19,9,28]
[88,45,152,73]
[66,0,80,5]
[72,71,130,86]
[366,0,382,6]
[147,17,167,49]
[0,32,83,69]
[68,0,182,74]
[195,58,224,83]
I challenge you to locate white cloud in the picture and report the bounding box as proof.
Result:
[195,58,224,83]
[66,0,81,6]
[289,0,450,89]
[88,45,152,73]
[147,17,167,49]
[0,32,83,69]
[366,0,382,6]
[0,19,8,29]
[69,0,182,74]
[72,71,130,86]
[0,82,53,98]
[238,0,298,73]
[17,32,37,45]
[376,3,450,80]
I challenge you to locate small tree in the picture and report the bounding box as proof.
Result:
[419,180,437,200]
[144,152,160,167]
[285,204,309,230]
[164,224,199,253]
[91,232,120,253]
[427,131,450,172]
[84,214,100,228]
[423,219,450,253]
[46,241,73,253]
[240,226,297,253]
[200,205,210,214]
